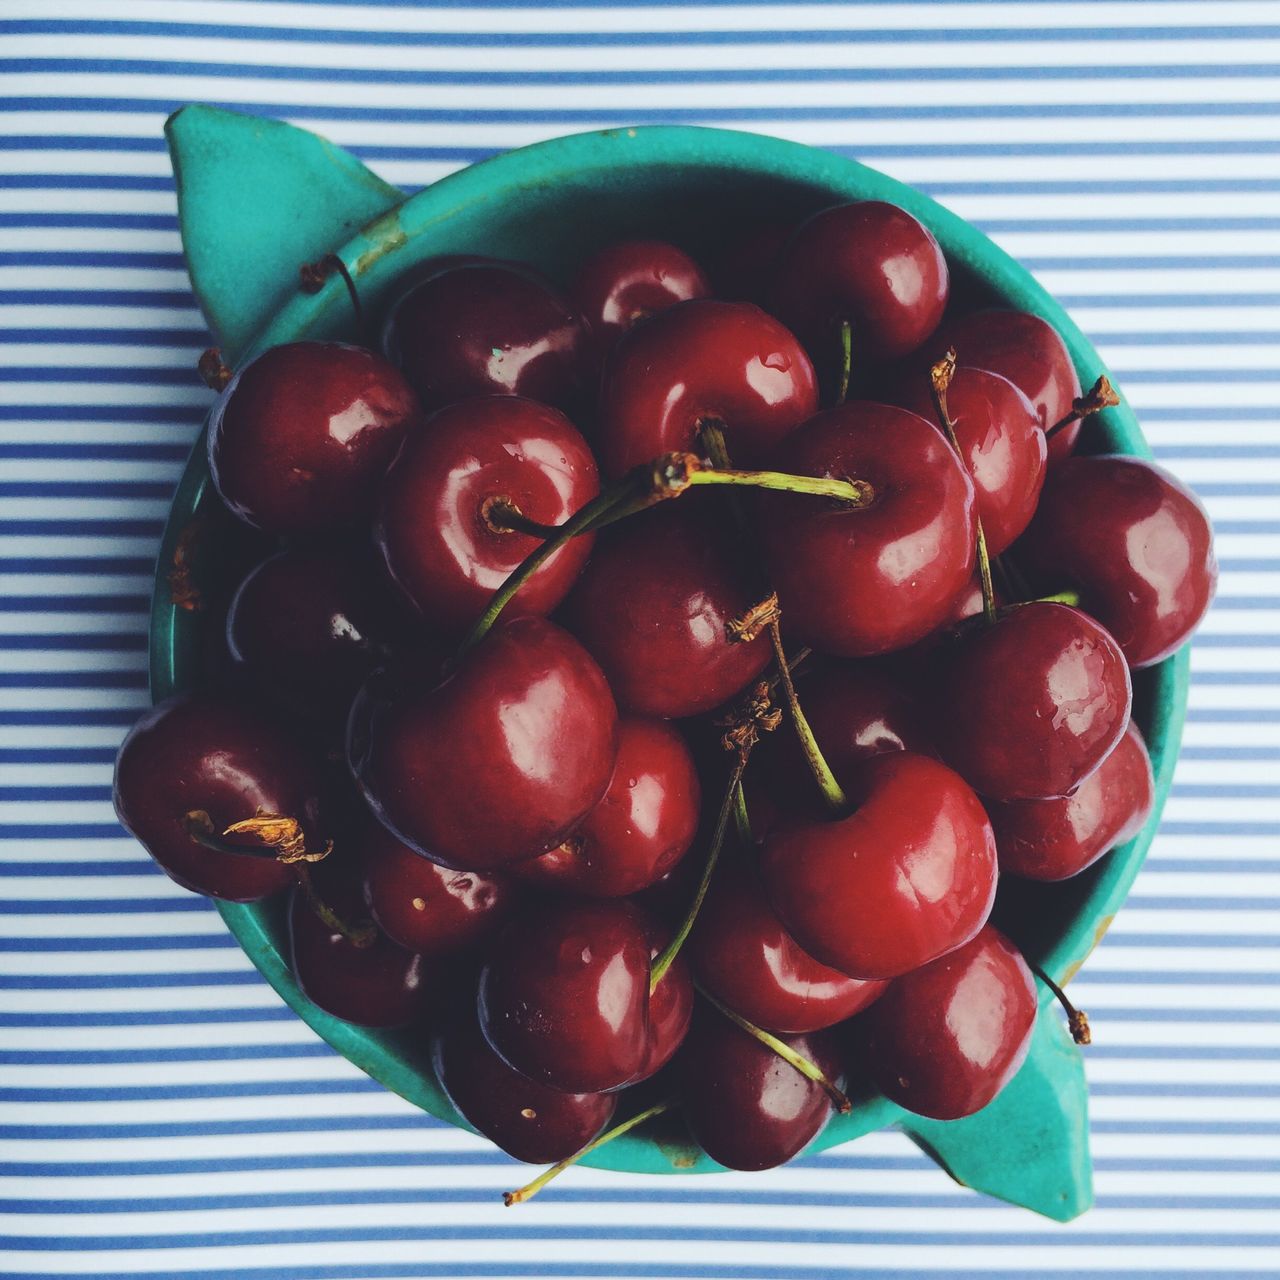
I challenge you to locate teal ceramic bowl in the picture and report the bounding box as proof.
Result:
[152,108,1189,1219]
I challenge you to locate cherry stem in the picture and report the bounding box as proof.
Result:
[292,863,379,949]
[168,511,208,614]
[1032,589,1082,608]
[836,318,852,406]
[197,348,232,392]
[699,418,732,471]
[1029,960,1092,1046]
[697,984,852,1114]
[685,465,873,505]
[300,253,364,332]
[930,350,997,627]
[504,1097,675,1206]
[480,496,561,540]
[1044,375,1120,442]
[731,780,753,847]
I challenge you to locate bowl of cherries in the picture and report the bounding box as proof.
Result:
[114,106,1217,1219]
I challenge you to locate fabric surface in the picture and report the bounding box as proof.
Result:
[2,1,1278,1275]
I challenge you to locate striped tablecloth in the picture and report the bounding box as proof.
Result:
[2,3,1278,1276]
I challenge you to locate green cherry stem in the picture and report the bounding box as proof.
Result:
[731,780,753,847]
[836,318,852,406]
[684,464,873,505]
[1032,589,1082,607]
[1029,959,1092,1046]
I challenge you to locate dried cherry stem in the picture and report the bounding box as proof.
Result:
[930,350,997,627]
[300,253,364,332]
[504,1097,675,1206]
[197,347,232,392]
[480,496,560,540]
[697,984,852,1114]
[836,317,852,407]
[1029,960,1092,1046]
[1044,375,1120,442]
[168,512,208,613]
[698,417,732,471]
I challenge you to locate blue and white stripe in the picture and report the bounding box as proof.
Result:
[2,0,1279,1275]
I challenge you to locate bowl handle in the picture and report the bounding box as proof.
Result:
[899,1007,1093,1221]
[164,105,406,362]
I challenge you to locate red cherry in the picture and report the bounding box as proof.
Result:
[432,1009,616,1164]
[374,397,599,636]
[897,365,1046,555]
[113,693,328,902]
[1016,455,1217,669]
[690,857,886,1034]
[852,924,1037,1120]
[350,616,618,871]
[933,602,1132,801]
[362,822,514,954]
[758,402,976,656]
[572,239,710,353]
[208,341,420,536]
[595,299,818,477]
[679,1004,842,1171]
[513,718,701,898]
[759,753,997,980]
[635,923,695,1084]
[382,258,590,414]
[563,503,772,719]
[991,723,1155,882]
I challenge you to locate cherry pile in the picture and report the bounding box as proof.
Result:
[115,199,1217,1201]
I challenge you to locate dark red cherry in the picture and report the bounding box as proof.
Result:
[362,822,514,954]
[595,299,818,477]
[113,692,329,902]
[572,239,710,353]
[922,309,1082,461]
[374,396,599,636]
[432,1009,616,1164]
[898,365,1046,555]
[635,924,695,1084]
[513,718,701,898]
[760,753,997,980]
[1016,455,1217,669]
[382,258,590,414]
[477,899,653,1093]
[679,1004,842,1171]
[563,503,771,719]
[771,202,949,383]
[690,858,886,1034]
[991,722,1155,882]
[350,616,618,871]
[758,402,976,656]
[208,341,420,537]
[852,924,1037,1120]
[933,602,1132,801]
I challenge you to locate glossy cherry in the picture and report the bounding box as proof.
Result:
[513,718,701,898]
[898,364,1047,555]
[572,239,710,353]
[679,1004,842,1171]
[1016,455,1217,669]
[350,616,618,870]
[991,722,1155,882]
[563,503,772,719]
[933,602,1132,801]
[113,692,329,902]
[760,752,998,980]
[851,924,1037,1120]
[595,298,818,477]
[432,1008,617,1163]
[690,857,886,1033]
[374,396,599,636]
[758,402,976,656]
[208,341,419,537]
[382,257,591,415]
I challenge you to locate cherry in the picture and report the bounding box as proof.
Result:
[679,1003,842,1171]
[690,857,886,1034]
[572,239,710,353]
[208,341,420,536]
[757,402,976,656]
[991,722,1155,882]
[1015,455,1217,669]
[361,821,514,954]
[933,602,1132,801]
[635,923,695,1084]
[513,718,701,898]
[374,396,600,637]
[350,616,618,871]
[382,257,590,415]
[595,298,818,477]
[851,924,1037,1120]
[432,1008,616,1164]
[760,752,997,980]
[897,365,1046,555]
[562,503,772,719]
[113,692,330,902]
